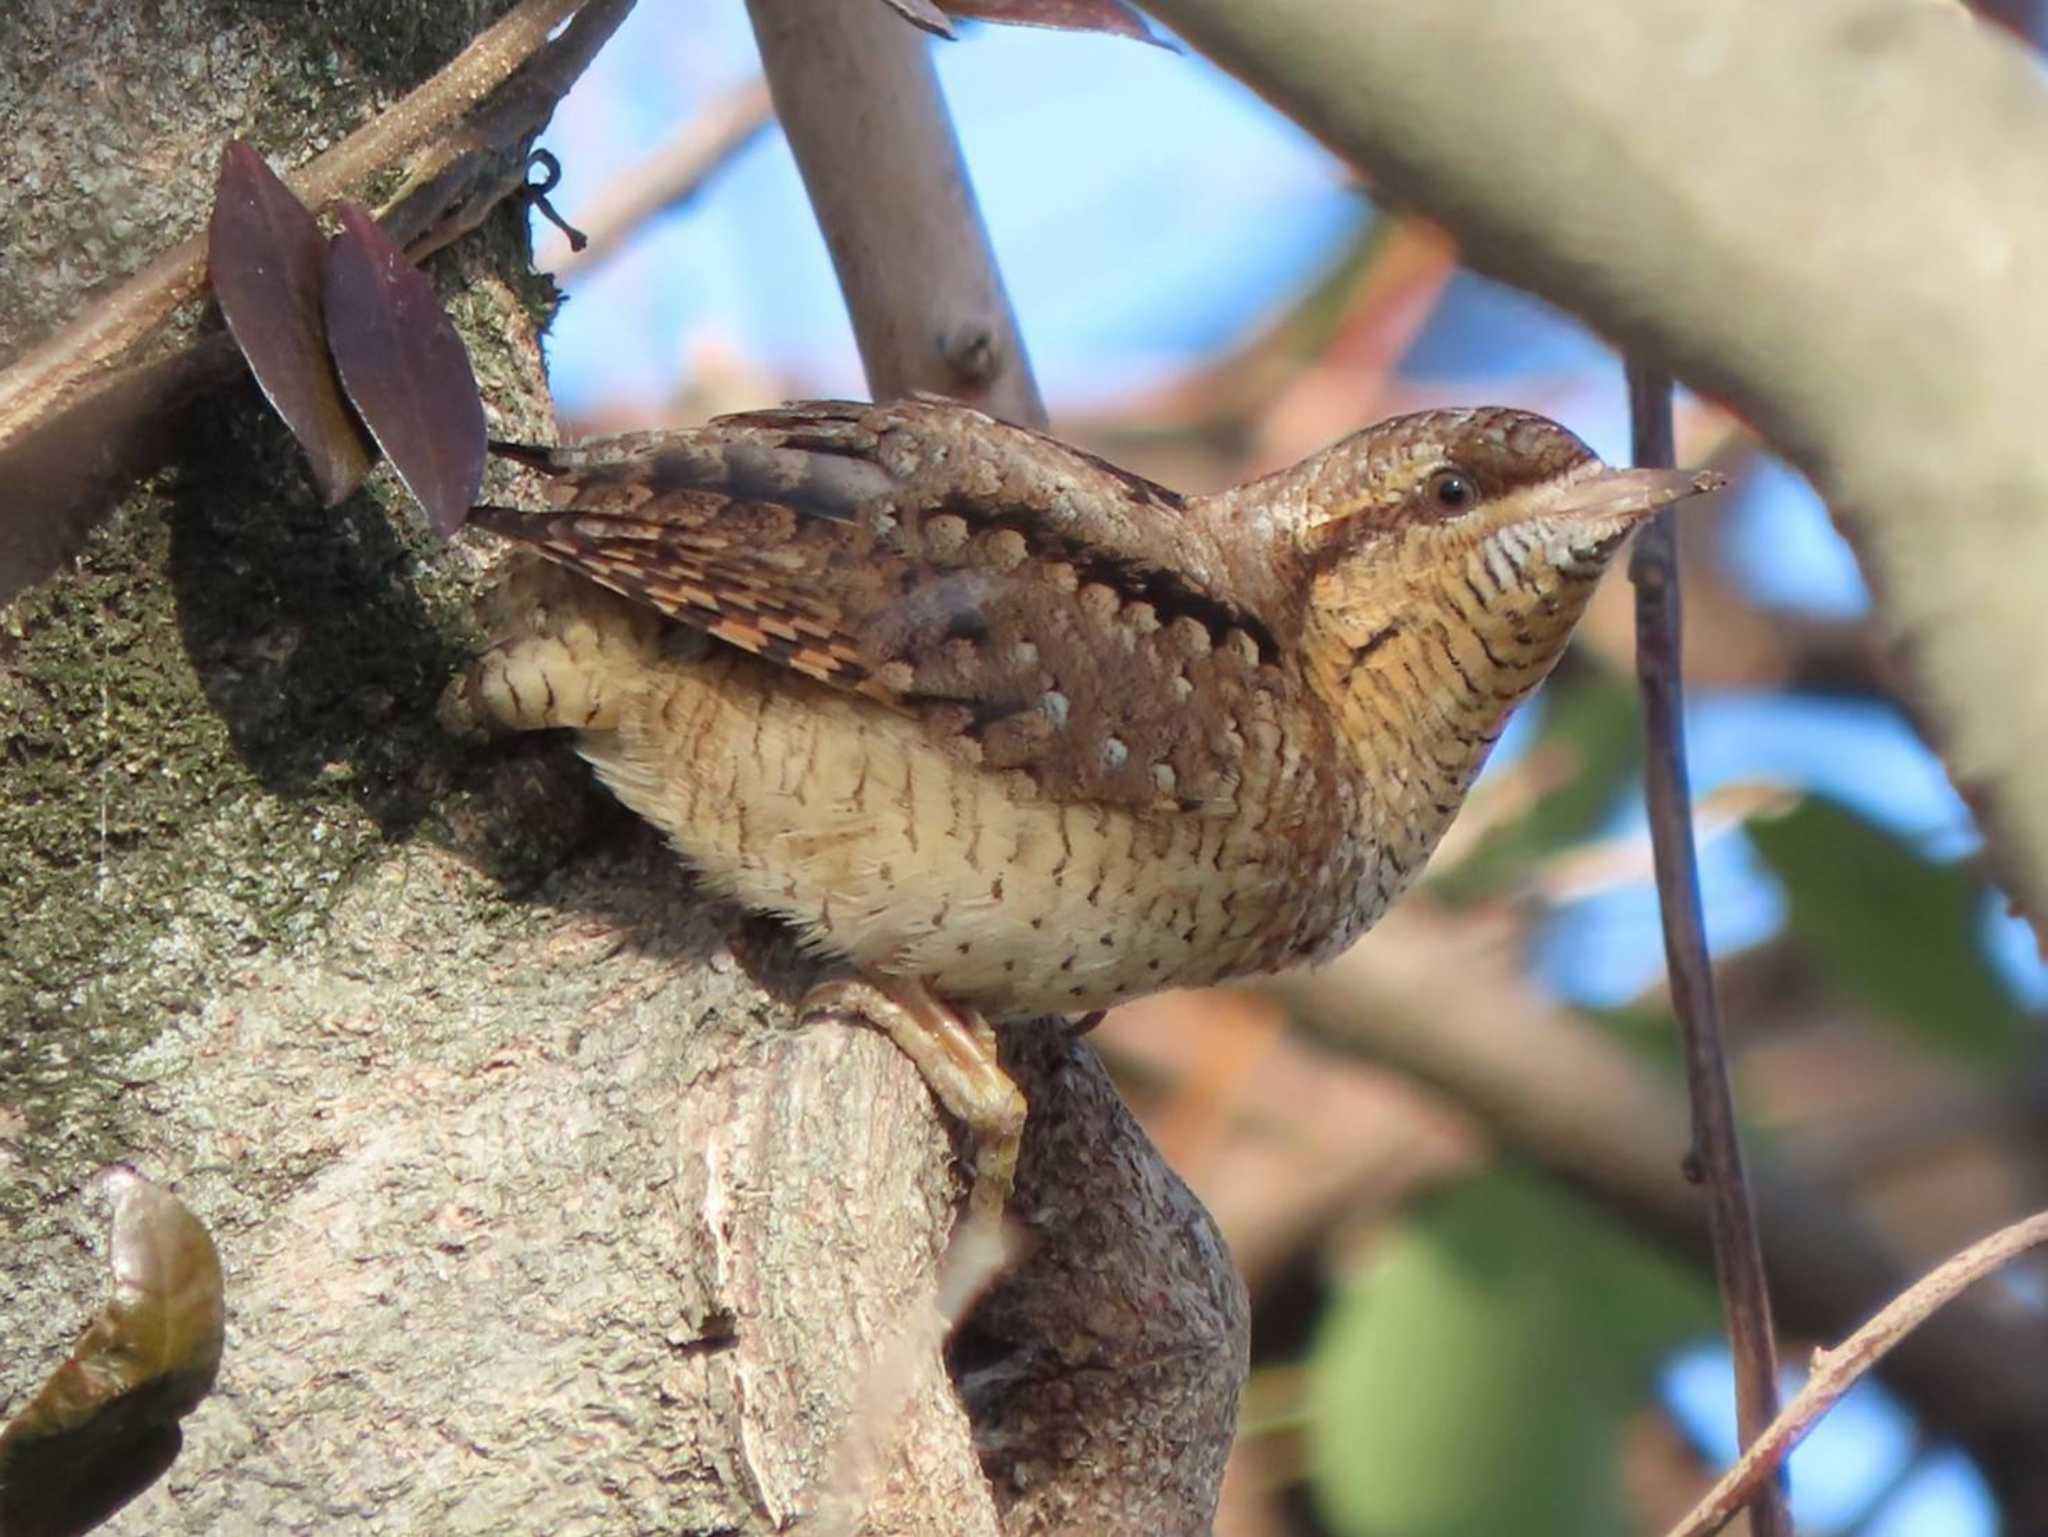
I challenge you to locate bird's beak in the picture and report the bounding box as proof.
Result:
[1545,465,1726,524]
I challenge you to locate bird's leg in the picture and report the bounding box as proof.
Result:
[799,976,1027,1230]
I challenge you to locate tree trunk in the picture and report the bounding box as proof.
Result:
[0,6,1246,1534]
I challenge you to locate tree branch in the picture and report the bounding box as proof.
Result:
[0,0,611,451]
[1136,0,2048,938]
[745,0,1047,426]
[1628,364,1789,1537]
[728,5,1242,1532]
[0,0,635,605]
[1663,1209,2048,1537]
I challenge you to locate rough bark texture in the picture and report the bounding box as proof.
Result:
[0,4,554,1201]
[1,7,1246,1534]
[971,1029,1247,1537]
[1139,0,2048,940]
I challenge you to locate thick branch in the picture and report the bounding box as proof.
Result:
[733,6,1241,1531]
[1139,0,2048,930]
[745,0,1047,426]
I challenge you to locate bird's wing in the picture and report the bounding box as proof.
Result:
[469,398,1291,813]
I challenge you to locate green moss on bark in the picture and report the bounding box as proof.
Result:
[0,0,595,1194]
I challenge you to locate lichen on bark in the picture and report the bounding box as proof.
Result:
[0,0,604,1182]
[0,0,562,1366]
[1,8,1247,1533]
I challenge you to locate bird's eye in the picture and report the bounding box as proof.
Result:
[1426,468,1475,513]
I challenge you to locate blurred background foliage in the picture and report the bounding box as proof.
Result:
[531,5,2048,1532]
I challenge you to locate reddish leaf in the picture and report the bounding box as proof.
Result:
[207,141,374,506]
[322,200,486,540]
[0,1167,225,1537]
[942,0,1164,43]
[878,0,958,36]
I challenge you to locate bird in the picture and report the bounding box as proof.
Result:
[440,395,1719,1217]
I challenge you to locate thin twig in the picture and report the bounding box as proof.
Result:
[1265,908,2048,1502]
[1663,1209,2048,1537]
[543,75,775,277]
[0,0,633,606]
[1628,362,1792,1537]
[0,0,602,455]
[395,0,640,261]
[744,0,1046,426]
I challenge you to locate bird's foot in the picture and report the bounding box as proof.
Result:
[799,976,1027,1234]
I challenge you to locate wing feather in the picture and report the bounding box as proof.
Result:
[472,398,1292,813]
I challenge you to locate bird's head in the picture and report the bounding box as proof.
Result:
[1280,407,1720,725]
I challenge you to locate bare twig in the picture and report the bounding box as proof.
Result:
[543,76,775,277]
[394,0,640,262]
[0,0,606,457]
[1265,905,2048,1508]
[744,0,1046,426]
[1629,362,1791,1537]
[1663,1209,2048,1537]
[0,0,633,606]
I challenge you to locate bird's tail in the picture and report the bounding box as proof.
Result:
[438,555,664,738]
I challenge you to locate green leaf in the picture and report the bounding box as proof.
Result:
[1307,1165,1710,1537]
[1747,795,2032,1070]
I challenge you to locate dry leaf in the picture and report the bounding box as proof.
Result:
[208,141,375,506]
[0,1167,225,1537]
[323,200,487,540]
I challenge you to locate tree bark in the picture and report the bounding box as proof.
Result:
[0,6,1244,1534]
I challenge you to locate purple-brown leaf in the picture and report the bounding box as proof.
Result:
[878,0,958,36]
[938,0,1165,43]
[207,141,375,506]
[0,1167,225,1537]
[323,200,486,540]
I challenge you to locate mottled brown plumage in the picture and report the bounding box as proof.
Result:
[443,396,1716,1213]
[470,399,1284,815]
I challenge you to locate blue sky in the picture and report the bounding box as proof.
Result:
[532,7,2028,1530]
[539,5,1363,409]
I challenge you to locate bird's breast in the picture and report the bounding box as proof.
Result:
[579,645,1356,1018]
